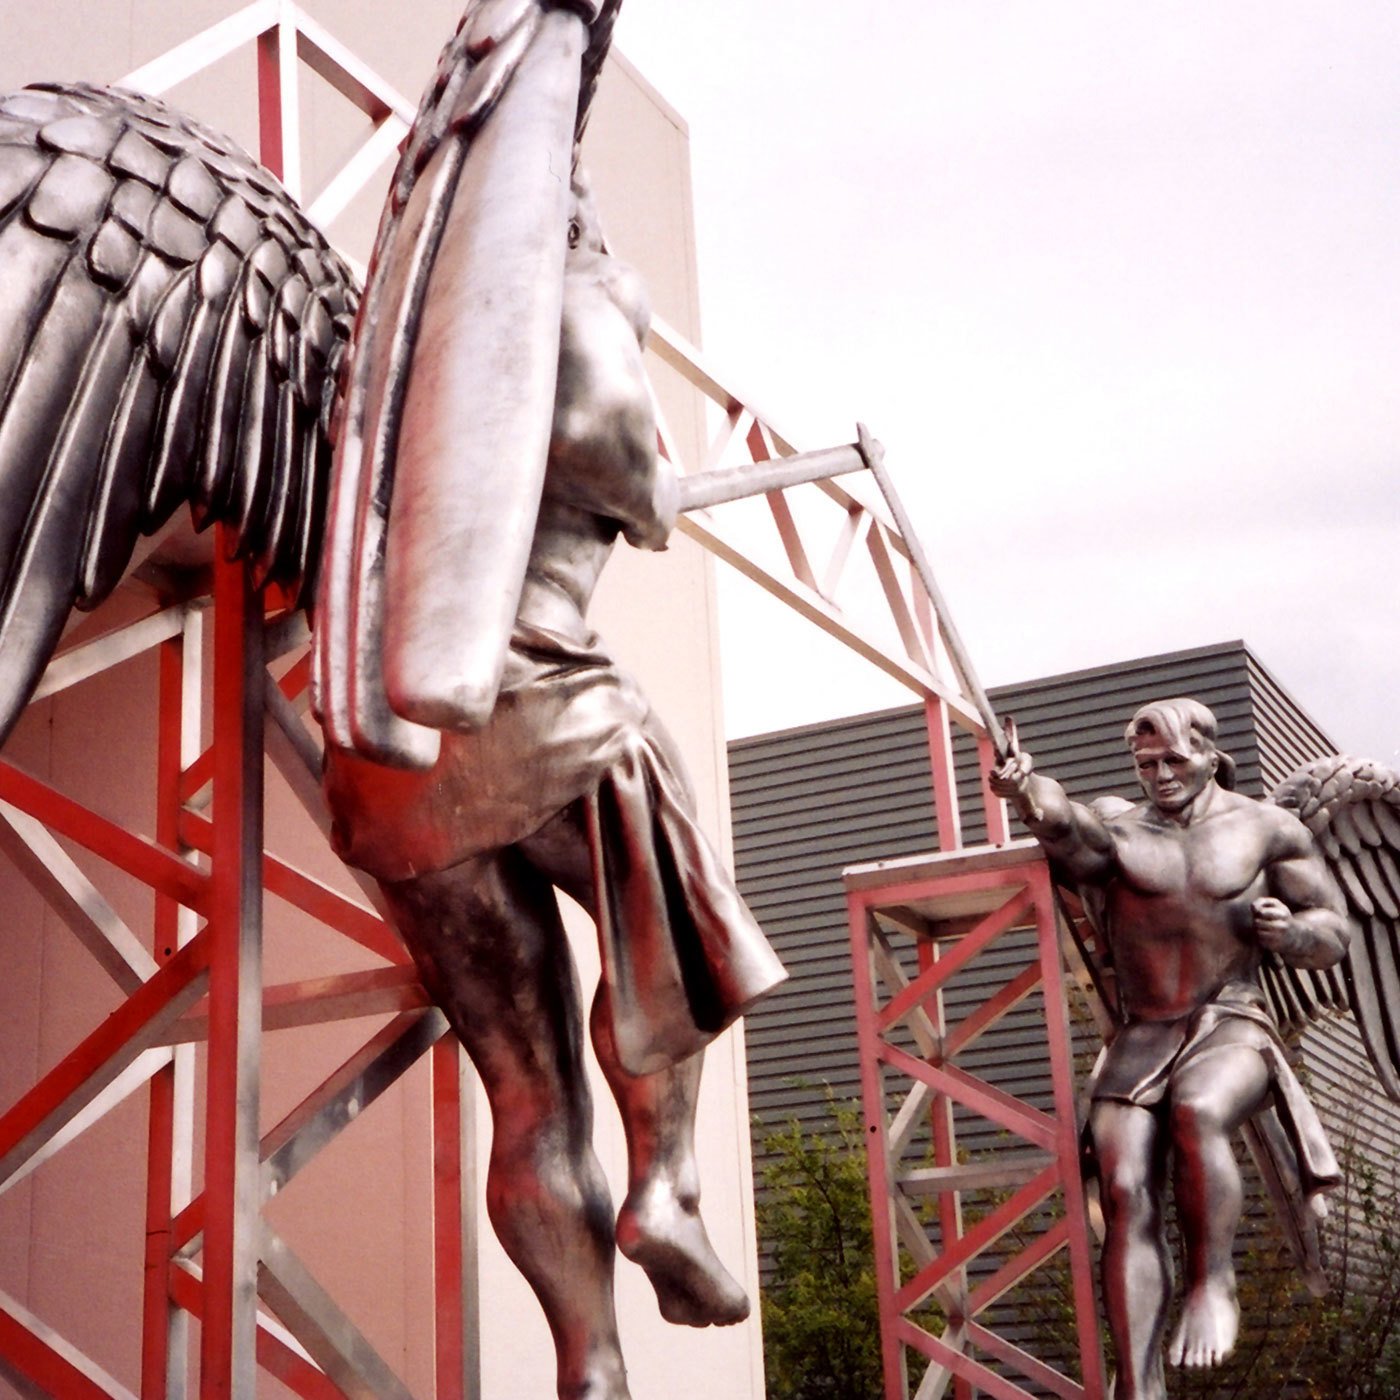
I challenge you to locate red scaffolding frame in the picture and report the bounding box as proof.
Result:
[844,843,1106,1400]
[0,546,472,1398]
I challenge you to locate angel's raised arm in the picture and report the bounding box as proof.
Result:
[989,749,1117,884]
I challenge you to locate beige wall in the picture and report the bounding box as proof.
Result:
[0,8,763,1399]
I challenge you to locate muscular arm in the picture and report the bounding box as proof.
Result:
[550,256,676,552]
[990,754,1116,884]
[1255,810,1350,968]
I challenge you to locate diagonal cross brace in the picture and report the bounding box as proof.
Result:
[258,1225,417,1400]
[0,937,210,1188]
[171,1006,448,1257]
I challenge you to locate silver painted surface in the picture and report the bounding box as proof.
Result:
[991,697,1350,1397]
[258,1226,417,1400]
[323,149,781,1400]
[0,7,781,1395]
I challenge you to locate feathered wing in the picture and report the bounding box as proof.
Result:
[313,0,622,768]
[0,82,357,743]
[1266,755,1400,1102]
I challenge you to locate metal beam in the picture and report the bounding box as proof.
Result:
[0,800,157,994]
[34,606,188,703]
[121,0,281,94]
[168,1263,343,1400]
[0,937,209,1188]
[0,1288,138,1400]
[258,1227,417,1400]
[170,1006,447,1259]
[260,1008,447,1198]
[160,965,430,1045]
[200,549,265,1397]
[0,762,208,914]
[0,1047,170,1199]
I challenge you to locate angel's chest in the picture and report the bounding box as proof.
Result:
[1115,825,1263,903]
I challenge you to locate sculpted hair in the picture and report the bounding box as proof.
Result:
[1124,697,1237,790]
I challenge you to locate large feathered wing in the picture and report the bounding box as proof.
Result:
[313,0,621,768]
[0,81,357,743]
[1265,755,1400,1102]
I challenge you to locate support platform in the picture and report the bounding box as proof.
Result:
[845,842,1107,1400]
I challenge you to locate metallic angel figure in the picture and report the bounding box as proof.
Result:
[992,700,1365,1399]
[325,169,783,1399]
[0,4,784,1397]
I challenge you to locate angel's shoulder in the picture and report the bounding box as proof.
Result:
[1252,795,1315,856]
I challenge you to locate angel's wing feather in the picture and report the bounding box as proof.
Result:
[0,82,357,743]
[313,0,623,768]
[1268,756,1400,1101]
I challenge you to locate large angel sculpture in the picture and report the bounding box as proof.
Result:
[991,698,1400,1400]
[0,3,786,1398]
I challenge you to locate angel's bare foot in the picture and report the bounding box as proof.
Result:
[616,1181,750,1327]
[1168,1277,1239,1368]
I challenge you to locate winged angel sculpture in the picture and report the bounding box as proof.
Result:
[0,2,786,1396]
[992,700,1400,1400]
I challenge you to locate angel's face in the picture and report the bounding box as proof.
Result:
[1131,740,1218,812]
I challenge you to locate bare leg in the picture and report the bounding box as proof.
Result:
[521,809,751,1327]
[590,991,749,1326]
[383,853,629,1400]
[1091,1101,1171,1400]
[1167,1040,1271,1370]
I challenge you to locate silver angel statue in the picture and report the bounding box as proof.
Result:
[0,3,784,1398]
[992,698,1400,1400]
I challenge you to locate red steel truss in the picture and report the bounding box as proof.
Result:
[0,545,472,1398]
[845,844,1107,1400]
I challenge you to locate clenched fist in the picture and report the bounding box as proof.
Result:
[1252,896,1294,951]
[989,750,1034,799]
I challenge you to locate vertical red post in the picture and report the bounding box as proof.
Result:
[847,894,910,1400]
[257,8,302,201]
[142,628,190,1398]
[1031,866,1107,1398]
[433,1038,468,1400]
[256,25,284,181]
[918,939,971,1400]
[201,548,265,1396]
[924,697,962,853]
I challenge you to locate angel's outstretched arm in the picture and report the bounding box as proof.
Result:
[989,751,1116,884]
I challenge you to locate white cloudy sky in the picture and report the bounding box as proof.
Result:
[612,2,1400,761]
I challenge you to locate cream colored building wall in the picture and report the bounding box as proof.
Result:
[0,8,763,1399]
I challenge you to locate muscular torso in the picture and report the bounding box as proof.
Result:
[1104,795,1279,1020]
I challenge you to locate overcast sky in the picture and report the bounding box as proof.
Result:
[612,2,1400,763]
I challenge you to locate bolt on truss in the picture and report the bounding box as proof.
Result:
[844,843,1107,1400]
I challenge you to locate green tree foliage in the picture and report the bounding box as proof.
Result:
[756,1090,884,1400]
